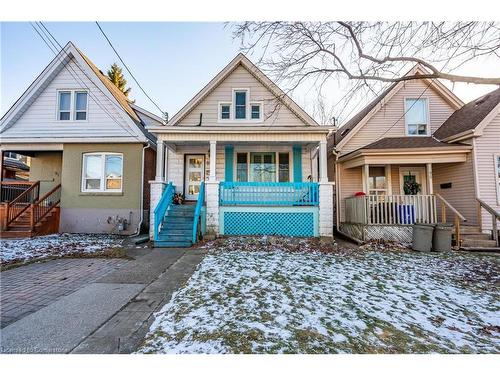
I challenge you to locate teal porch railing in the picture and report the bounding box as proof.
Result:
[219,182,319,206]
[153,182,174,241]
[192,181,205,243]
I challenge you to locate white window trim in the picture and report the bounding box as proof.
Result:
[81,152,123,193]
[495,153,500,205]
[404,97,430,137]
[250,101,263,121]
[218,102,232,121]
[233,149,293,183]
[233,88,249,121]
[367,165,388,196]
[56,89,89,122]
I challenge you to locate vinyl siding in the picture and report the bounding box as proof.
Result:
[1,58,137,140]
[475,114,500,230]
[341,80,456,154]
[177,65,306,127]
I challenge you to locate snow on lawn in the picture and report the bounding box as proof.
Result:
[138,237,500,354]
[0,233,124,266]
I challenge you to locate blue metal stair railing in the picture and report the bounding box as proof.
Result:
[153,182,174,242]
[192,181,205,244]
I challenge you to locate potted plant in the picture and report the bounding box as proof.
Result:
[173,193,184,205]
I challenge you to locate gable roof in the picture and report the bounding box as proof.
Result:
[328,64,464,152]
[1,41,154,144]
[434,86,500,140]
[166,53,319,127]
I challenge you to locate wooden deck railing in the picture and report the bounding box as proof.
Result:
[435,193,467,247]
[345,194,437,225]
[1,181,38,203]
[5,181,40,228]
[477,198,500,246]
[31,184,61,230]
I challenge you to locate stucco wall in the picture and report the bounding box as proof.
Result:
[29,152,63,196]
[59,143,143,234]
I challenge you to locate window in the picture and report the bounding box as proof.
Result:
[220,104,231,120]
[236,153,248,182]
[58,91,71,120]
[368,166,387,195]
[75,92,88,120]
[82,153,123,192]
[250,153,276,182]
[278,153,290,182]
[496,154,500,204]
[405,98,429,135]
[251,104,261,120]
[235,91,247,119]
[57,90,88,121]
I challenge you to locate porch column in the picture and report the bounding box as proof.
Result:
[209,140,217,182]
[149,140,167,239]
[319,140,328,183]
[363,164,370,194]
[426,163,433,194]
[205,140,219,238]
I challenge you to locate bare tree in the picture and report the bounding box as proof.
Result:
[232,22,500,122]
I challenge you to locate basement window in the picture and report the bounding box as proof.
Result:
[82,153,123,192]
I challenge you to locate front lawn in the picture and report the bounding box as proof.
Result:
[0,233,124,268]
[138,237,500,354]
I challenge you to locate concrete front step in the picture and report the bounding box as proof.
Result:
[461,239,498,248]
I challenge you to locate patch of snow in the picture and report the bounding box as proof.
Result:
[138,237,500,354]
[0,233,123,266]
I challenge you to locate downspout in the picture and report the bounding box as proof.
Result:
[130,143,150,237]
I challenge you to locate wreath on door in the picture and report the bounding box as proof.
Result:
[403,173,421,195]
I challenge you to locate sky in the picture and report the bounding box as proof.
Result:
[1,22,499,124]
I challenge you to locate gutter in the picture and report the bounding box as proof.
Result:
[130,143,150,237]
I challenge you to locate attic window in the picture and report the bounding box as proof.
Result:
[234,91,247,119]
[57,90,88,121]
[405,98,429,136]
[58,91,71,120]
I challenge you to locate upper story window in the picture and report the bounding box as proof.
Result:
[234,90,247,119]
[220,103,231,120]
[82,152,123,192]
[251,103,261,120]
[405,98,429,136]
[57,90,88,121]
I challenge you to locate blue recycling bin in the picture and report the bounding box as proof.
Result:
[398,204,416,224]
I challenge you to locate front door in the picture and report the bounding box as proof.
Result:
[399,167,427,195]
[185,155,205,200]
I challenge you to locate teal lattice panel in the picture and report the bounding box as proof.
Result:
[223,211,315,237]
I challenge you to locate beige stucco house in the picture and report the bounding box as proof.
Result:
[0,42,159,237]
[328,65,499,249]
[147,54,333,247]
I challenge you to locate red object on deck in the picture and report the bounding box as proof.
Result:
[354,192,366,197]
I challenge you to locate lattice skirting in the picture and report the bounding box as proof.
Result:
[220,207,319,237]
[340,223,413,243]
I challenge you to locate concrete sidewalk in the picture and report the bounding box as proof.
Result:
[0,248,206,354]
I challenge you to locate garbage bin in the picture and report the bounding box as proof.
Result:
[432,223,453,252]
[412,224,435,252]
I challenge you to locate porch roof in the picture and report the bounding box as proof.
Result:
[339,137,472,168]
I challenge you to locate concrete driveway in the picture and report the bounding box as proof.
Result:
[0,247,205,354]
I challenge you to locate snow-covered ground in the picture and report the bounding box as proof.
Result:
[138,237,500,354]
[0,233,124,266]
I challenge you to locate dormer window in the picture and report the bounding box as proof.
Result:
[57,90,88,121]
[234,90,247,119]
[405,98,429,136]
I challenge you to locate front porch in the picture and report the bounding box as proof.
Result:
[150,127,333,246]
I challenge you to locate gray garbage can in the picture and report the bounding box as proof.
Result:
[432,223,453,252]
[412,224,435,252]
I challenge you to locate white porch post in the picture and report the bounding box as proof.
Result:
[363,164,370,194]
[149,140,167,239]
[319,140,328,183]
[426,163,433,194]
[318,140,334,238]
[205,140,219,237]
